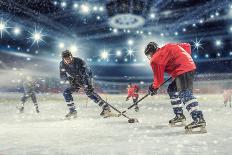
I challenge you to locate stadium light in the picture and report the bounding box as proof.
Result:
[0,18,10,38]
[70,45,78,53]
[193,38,203,51]
[73,3,79,9]
[113,28,118,33]
[81,4,90,14]
[127,39,134,46]
[101,50,109,60]
[93,6,98,11]
[116,50,122,57]
[59,42,65,49]
[150,13,155,19]
[99,6,104,12]
[61,1,67,8]
[96,16,101,20]
[215,40,222,47]
[29,27,46,46]
[13,27,21,35]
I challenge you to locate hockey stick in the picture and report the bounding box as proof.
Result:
[121,77,172,114]
[104,101,139,123]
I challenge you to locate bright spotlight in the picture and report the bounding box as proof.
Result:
[59,42,65,49]
[126,47,136,59]
[0,18,10,38]
[199,19,204,24]
[28,27,46,46]
[33,33,41,41]
[113,28,118,33]
[96,16,101,20]
[205,54,209,58]
[81,4,90,14]
[128,39,134,45]
[101,50,109,60]
[93,6,98,11]
[116,50,122,57]
[150,13,155,19]
[61,1,67,7]
[215,40,222,46]
[99,6,104,12]
[73,3,79,9]
[13,27,21,35]
[230,26,232,32]
[70,45,78,52]
[217,53,221,57]
[192,38,203,51]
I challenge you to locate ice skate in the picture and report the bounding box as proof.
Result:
[35,108,40,113]
[169,114,186,127]
[134,106,139,112]
[135,106,139,112]
[65,110,77,119]
[16,106,24,113]
[185,118,207,134]
[100,105,119,118]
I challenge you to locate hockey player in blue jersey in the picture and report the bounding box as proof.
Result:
[60,50,116,119]
[17,79,40,113]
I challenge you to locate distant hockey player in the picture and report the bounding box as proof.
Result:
[60,50,116,119]
[144,42,207,133]
[17,79,40,113]
[125,83,139,112]
[223,89,231,107]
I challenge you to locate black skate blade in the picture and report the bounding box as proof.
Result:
[169,121,186,127]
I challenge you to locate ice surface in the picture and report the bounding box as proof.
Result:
[0,93,231,155]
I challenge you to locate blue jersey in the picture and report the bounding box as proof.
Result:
[59,57,92,86]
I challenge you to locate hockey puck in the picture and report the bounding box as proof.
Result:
[128,118,138,123]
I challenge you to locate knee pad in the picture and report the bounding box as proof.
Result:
[179,89,199,112]
[85,90,101,103]
[31,94,37,103]
[21,96,26,103]
[63,88,73,102]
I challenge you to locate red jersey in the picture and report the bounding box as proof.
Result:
[127,85,139,98]
[223,89,232,100]
[150,43,196,89]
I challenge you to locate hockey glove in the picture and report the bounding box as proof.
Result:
[125,96,129,101]
[148,84,158,96]
[67,77,75,85]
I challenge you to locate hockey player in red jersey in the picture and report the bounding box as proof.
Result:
[144,42,206,133]
[125,83,140,112]
[223,89,231,107]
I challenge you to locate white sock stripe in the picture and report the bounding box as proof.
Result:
[189,106,199,113]
[185,99,198,107]
[171,98,181,102]
[172,104,182,108]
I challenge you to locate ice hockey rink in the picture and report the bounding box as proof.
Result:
[0,93,231,155]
